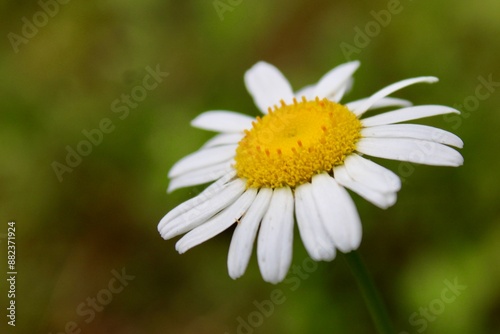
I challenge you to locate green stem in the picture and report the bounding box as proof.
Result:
[344,250,395,334]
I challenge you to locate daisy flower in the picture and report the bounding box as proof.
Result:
[158,61,463,284]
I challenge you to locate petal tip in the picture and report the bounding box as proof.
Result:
[175,241,185,254]
[426,76,439,83]
[166,184,175,193]
[348,60,361,68]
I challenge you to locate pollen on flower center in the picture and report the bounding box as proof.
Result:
[234,97,362,188]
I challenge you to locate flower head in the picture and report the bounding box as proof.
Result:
[158,61,463,283]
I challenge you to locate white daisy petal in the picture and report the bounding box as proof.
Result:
[311,173,362,252]
[191,111,255,133]
[176,187,258,254]
[331,78,354,102]
[343,154,401,193]
[295,182,336,261]
[168,144,237,178]
[159,170,236,227]
[227,188,273,279]
[346,97,412,114]
[167,162,232,193]
[295,84,316,100]
[351,76,438,116]
[343,77,354,96]
[334,166,397,209]
[202,133,245,149]
[314,61,360,100]
[244,62,294,114]
[159,178,245,239]
[361,124,463,148]
[257,186,294,284]
[356,137,464,166]
[361,105,459,127]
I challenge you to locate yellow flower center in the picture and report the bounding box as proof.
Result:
[234,97,362,188]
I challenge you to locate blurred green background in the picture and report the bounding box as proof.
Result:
[1,0,499,333]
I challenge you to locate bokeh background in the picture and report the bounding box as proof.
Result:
[1,0,499,333]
